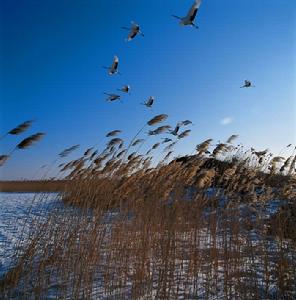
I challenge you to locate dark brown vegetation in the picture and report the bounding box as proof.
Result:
[0,180,67,193]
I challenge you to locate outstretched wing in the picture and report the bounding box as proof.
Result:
[129,31,138,40]
[128,23,140,40]
[110,94,120,101]
[111,56,119,71]
[187,0,202,22]
[147,97,154,106]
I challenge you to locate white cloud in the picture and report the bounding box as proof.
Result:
[220,117,233,125]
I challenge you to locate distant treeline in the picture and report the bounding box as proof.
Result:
[0,180,67,193]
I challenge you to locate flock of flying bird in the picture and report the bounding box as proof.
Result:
[98,1,211,149]
[0,0,256,170]
[102,0,254,105]
[93,0,258,167]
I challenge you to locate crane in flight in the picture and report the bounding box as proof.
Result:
[122,22,144,41]
[142,96,154,108]
[172,0,202,29]
[117,85,131,94]
[240,80,255,88]
[102,55,120,75]
[104,93,121,102]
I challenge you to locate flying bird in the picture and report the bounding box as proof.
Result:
[142,96,154,108]
[240,80,255,88]
[121,22,144,41]
[117,85,131,94]
[172,0,202,29]
[102,55,120,75]
[104,93,121,102]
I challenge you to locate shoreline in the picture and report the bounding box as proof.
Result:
[0,180,67,193]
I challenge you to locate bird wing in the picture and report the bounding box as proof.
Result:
[128,23,140,39]
[129,31,138,39]
[187,0,202,21]
[111,56,119,70]
[131,23,140,31]
[110,95,120,101]
[146,97,153,106]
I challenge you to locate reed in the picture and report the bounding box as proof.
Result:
[1,130,295,299]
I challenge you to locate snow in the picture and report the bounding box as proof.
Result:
[0,192,295,299]
[0,192,61,277]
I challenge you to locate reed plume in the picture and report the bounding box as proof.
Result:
[148,125,171,135]
[106,130,122,137]
[147,114,168,126]
[152,142,160,150]
[254,149,268,158]
[116,150,126,158]
[59,145,80,158]
[107,138,123,148]
[212,143,231,157]
[84,148,93,156]
[226,134,239,144]
[9,120,34,135]
[164,151,173,160]
[280,156,292,173]
[15,133,45,150]
[178,129,191,139]
[162,138,172,144]
[288,155,296,175]
[164,141,177,152]
[131,139,144,146]
[196,139,213,155]
[0,120,34,141]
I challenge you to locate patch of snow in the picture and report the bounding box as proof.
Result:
[0,192,61,277]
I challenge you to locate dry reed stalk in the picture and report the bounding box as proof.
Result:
[0,155,10,167]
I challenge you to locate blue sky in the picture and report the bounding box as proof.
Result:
[1,0,295,179]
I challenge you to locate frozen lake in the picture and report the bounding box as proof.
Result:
[0,192,61,277]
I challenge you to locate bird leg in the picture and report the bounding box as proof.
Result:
[191,22,199,29]
[172,15,182,20]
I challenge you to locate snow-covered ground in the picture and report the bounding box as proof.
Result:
[0,192,295,299]
[0,192,61,277]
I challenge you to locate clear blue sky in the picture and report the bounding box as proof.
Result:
[1,0,295,179]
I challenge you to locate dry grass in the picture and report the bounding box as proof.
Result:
[1,132,296,299]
